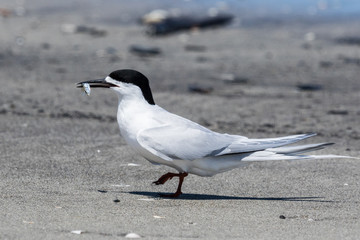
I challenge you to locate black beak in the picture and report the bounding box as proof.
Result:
[76,79,117,88]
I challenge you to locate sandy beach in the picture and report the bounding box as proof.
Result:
[1,1,360,239]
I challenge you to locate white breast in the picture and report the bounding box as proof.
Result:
[116,100,173,164]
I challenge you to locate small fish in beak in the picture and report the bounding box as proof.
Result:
[82,83,91,96]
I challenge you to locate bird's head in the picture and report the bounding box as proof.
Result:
[77,69,155,105]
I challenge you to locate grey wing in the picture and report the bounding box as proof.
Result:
[136,108,318,161]
[136,125,234,161]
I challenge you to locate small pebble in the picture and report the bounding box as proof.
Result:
[111,184,130,187]
[279,215,286,219]
[23,220,34,224]
[138,198,155,201]
[304,32,316,42]
[128,163,141,166]
[221,73,248,84]
[125,232,141,238]
[61,23,77,34]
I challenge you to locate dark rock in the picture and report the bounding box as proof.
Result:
[262,123,275,128]
[76,25,107,37]
[336,36,360,46]
[195,56,209,62]
[144,12,233,36]
[0,108,7,114]
[296,84,323,91]
[319,61,333,68]
[129,45,161,56]
[221,74,249,84]
[184,44,207,52]
[327,110,348,115]
[55,67,67,73]
[41,43,51,50]
[341,56,360,65]
[188,84,213,94]
[301,43,312,50]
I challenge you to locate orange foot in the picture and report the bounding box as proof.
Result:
[153,172,188,198]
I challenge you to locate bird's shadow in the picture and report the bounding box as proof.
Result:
[128,191,333,202]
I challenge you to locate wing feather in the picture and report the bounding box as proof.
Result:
[137,125,234,161]
[137,117,318,162]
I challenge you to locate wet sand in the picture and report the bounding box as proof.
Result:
[1,2,360,239]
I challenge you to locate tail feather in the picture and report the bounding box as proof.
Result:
[240,141,355,162]
[267,142,334,155]
[227,133,317,154]
[241,152,352,162]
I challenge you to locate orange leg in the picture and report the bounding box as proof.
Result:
[153,172,188,198]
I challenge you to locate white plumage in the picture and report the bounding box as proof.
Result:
[77,69,352,197]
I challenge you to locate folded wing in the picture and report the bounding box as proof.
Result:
[137,125,232,161]
[137,122,318,161]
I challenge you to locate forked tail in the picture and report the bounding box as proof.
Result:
[241,142,354,162]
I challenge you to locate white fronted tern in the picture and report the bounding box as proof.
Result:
[77,69,352,198]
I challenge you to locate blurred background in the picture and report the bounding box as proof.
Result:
[1,0,360,139]
[1,0,360,138]
[1,0,360,86]
[1,0,360,127]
